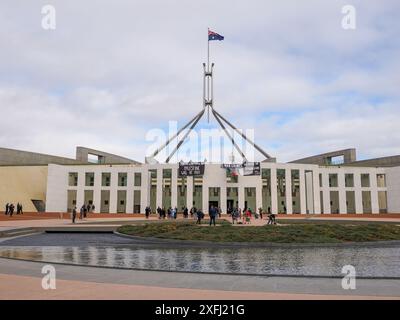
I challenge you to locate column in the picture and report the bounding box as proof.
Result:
[270,168,278,214]
[299,169,307,214]
[202,184,209,215]
[93,171,101,214]
[354,172,363,214]
[220,186,227,214]
[370,172,379,214]
[238,186,245,212]
[156,168,162,209]
[322,172,331,214]
[186,176,193,209]
[126,171,134,213]
[76,169,85,208]
[285,169,293,214]
[171,167,178,209]
[140,169,149,214]
[256,179,263,213]
[338,171,347,214]
[109,171,117,214]
[313,170,321,214]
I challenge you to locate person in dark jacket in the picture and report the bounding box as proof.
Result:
[209,206,217,226]
[9,203,15,217]
[72,206,77,223]
[5,203,9,215]
[196,209,204,224]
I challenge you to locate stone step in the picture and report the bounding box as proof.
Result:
[0,228,38,238]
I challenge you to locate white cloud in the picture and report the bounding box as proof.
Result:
[0,0,399,163]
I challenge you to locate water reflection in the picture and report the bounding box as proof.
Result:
[1,245,399,278]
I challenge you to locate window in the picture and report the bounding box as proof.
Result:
[345,173,354,187]
[212,187,220,196]
[329,174,338,187]
[118,172,127,187]
[85,172,94,187]
[377,174,386,188]
[68,172,78,186]
[134,172,142,186]
[102,173,111,187]
[277,169,286,196]
[319,173,323,187]
[361,174,370,188]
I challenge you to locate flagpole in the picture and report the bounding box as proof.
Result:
[207,28,210,71]
[207,28,210,122]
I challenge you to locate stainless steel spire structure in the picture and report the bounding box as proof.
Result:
[148,32,272,163]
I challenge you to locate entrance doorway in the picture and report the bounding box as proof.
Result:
[209,201,219,212]
[227,199,234,213]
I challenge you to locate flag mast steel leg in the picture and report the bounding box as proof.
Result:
[213,109,272,160]
[150,109,204,159]
[212,108,248,162]
[165,109,205,163]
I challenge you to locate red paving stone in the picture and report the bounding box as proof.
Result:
[0,274,398,300]
[1,211,400,222]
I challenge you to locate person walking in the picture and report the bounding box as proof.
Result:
[232,207,239,224]
[9,203,14,217]
[258,207,263,220]
[145,206,150,219]
[72,206,77,223]
[79,205,84,220]
[173,207,178,219]
[157,206,161,219]
[267,208,276,225]
[196,208,203,224]
[183,207,188,219]
[209,206,217,226]
[5,203,9,215]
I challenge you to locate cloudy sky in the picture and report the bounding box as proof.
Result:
[1,0,399,163]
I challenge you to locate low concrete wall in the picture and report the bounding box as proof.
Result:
[0,147,80,166]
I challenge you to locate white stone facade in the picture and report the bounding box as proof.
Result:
[45,162,400,214]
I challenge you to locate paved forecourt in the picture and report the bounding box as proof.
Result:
[0,258,399,300]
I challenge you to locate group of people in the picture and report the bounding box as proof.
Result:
[228,206,276,225]
[156,206,179,219]
[155,205,207,224]
[147,205,277,225]
[4,203,23,216]
[71,203,95,223]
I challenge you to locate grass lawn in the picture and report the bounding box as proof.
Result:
[117,220,400,243]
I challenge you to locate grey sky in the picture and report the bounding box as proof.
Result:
[1,0,399,162]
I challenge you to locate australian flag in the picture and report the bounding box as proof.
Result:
[208,29,224,41]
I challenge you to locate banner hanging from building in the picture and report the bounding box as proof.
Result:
[242,162,261,176]
[221,162,261,176]
[178,162,205,176]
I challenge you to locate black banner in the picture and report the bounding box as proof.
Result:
[178,162,205,176]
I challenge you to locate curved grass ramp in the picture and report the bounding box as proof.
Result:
[117,221,400,244]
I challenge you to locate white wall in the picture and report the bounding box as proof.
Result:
[46,164,68,212]
[45,162,391,214]
[386,166,400,213]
